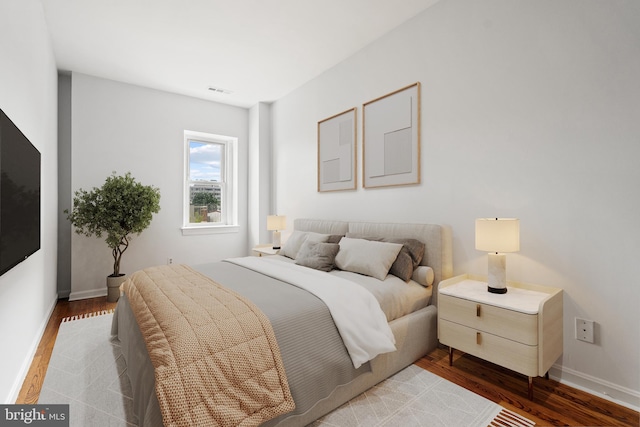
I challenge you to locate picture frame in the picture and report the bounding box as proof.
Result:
[317,107,357,192]
[362,82,420,188]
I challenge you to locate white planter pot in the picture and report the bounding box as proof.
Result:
[107,274,127,302]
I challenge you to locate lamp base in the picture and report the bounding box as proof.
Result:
[487,252,508,294]
[272,230,281,250]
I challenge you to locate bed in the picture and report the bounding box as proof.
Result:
[112,218,453,426]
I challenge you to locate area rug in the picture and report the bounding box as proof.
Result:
[38,312,535,427]
[37,310,135,426]
[311,364,534,427]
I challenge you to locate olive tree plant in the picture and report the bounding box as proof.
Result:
[66,172,161,277]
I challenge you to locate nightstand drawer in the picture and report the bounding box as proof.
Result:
[439,294,538,345]
[439,319,539,377]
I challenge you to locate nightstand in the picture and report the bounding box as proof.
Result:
[251,244,280,257]
[438,274,563,399]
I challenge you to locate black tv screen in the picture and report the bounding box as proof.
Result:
[0,108,41,276]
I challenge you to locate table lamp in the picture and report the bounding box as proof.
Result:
[475,218,520,294]
[267,215,286,249]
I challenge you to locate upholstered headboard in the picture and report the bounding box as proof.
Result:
[293,218,453,305]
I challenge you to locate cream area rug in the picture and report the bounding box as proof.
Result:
[311,364,534,427]
[38,310,135,426]
[38,312,535,427]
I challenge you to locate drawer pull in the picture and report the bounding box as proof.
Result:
[476,304,481,317]
[476,332,482,345]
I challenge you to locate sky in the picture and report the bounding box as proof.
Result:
[189,141,221,182]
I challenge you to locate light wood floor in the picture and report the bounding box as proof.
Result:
[17,297,639,427]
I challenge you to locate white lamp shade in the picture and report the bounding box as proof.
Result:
[475,218,520,253]
[267,215,286,231]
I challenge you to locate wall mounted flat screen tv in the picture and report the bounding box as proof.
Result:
[0,108,41,276]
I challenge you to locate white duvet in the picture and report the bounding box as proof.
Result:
[227,256,397,369]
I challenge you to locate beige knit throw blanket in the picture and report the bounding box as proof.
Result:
[124,264,295,427]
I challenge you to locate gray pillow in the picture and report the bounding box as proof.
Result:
[346,234,425,281]
[294,241,340,272]
[280,231,330,259]
[326,234,344,244]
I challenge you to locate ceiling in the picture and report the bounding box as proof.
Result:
[40,0,439,108]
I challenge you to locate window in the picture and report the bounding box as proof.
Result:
[183,130,238,234]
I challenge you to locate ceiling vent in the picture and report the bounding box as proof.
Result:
[208,86,233,95]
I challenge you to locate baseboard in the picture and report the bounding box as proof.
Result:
[68,287,107,301]
[7,295,58,403]
[550,364,640,411]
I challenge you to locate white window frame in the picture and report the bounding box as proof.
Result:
[182,130,239,235]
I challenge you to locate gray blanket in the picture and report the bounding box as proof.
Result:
[113,260,369,426]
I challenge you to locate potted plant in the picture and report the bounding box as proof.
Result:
[66,172,161,302]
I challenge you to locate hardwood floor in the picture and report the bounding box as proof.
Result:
[417,347,639,427]
[17,297,639,427]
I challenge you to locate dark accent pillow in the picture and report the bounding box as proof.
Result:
[294,241,340,272]
[346,234,425,281]
[326,234,344,244]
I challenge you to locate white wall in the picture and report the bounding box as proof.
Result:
[272,0,640,407]
[66,73,249,299]
[0,0,58,403]
[248,102,273,249]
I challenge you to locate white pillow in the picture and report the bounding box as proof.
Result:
[280,231,330,259]
[335,237,403,281]
[411,266,435,287]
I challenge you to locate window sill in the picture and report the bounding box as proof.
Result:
[181,224,240,236]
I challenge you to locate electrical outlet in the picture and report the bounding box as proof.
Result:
[575,318,595,343]
[167,257,173,265]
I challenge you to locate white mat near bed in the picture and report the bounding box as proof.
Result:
[37,312,534,427]
[311,364,535,427]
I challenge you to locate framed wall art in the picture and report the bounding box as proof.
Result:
[363,82,420,188]
[317,107,357,192]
